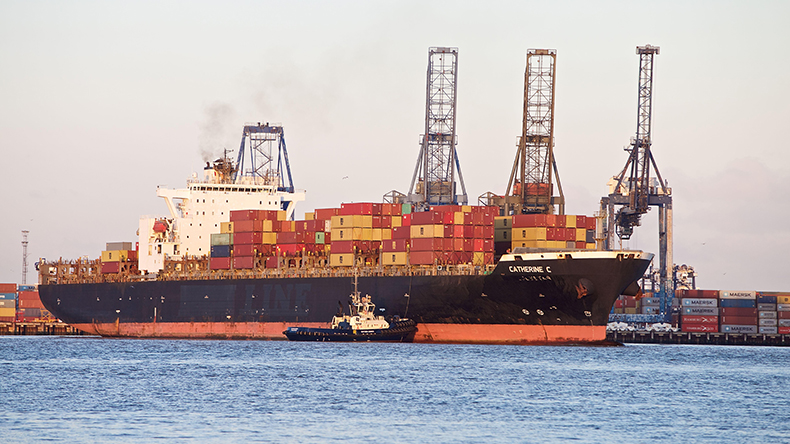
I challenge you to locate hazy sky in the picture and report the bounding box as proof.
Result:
[1,1,788,291]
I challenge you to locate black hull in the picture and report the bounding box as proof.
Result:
[39,254,651,329]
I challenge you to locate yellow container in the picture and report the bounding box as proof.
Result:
[472,251,485,266]
[261,232,277,245]
[778,296,790,304]
[382,229,392,240]
[220,222,234,233]
[331,227,364,241]
[625,308,637,314]
[565,215,576,228]
[276,211,286,221]
[410,224,443,238]
[382,252,408,266]
[261,220,274,232]
[512,227,547,241]
[304,212,315,221]
[494,216,511,229]
[454,212,465,225]
[101,250,128,262]
[462,205,472,213]
[391,217,402,228]
[330,253,354,267]
[586,243,596,249]
[331,215,367,228]
[576,228,587,241]
[0,307,16,317]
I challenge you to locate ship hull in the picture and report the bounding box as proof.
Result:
[39,252,651,344]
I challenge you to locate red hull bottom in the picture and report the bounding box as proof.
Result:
[73,321,607,345]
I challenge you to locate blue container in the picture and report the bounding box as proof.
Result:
[18,285,36,292]
[210,245,231,258]
[719,299,756,308]
[757,295,778,303]
[0,293,16,300]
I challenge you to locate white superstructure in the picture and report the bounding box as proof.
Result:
[138,160,305,274]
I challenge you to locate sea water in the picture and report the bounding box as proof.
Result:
[1,336,789,443]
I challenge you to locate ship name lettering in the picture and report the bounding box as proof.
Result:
[509,265,550,274]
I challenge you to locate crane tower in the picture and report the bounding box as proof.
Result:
[400,47,468,209]
[505,49,565,215]
[235,123,295,193]
[601,44,673,317]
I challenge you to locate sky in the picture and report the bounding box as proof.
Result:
[1,1,788,291]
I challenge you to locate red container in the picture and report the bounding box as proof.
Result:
[677,289,720,299]
[451,225,465,238]
[233,256,254,269]
[585,217,596,230]
[410,250,438,265]
[340,202,375,215]
[720,316,758,325]
[210,257,231,270]
[19,299,44,309]
[401,214,412,227]
[681,324,719,333]
[234,244,256,257]
[410,238,442,251]
[0,283,16,293]
[392,226,410,239]
[383,239,408,252]
[230,210,257,222]
[380,216,393,229]
[576,215,587,228]
[463,238,474,252]
[719,307,758,316]
[410,211,443,225]
[331,240,354,254]
[462,225,473,239]
[430,205,464,213]
[277,232,304,244]
[315,208,341,220]
[101,262,120,274]
[482,225,494,239]
[234,232,262,245]
[779,311,790,319]
[452,238,465,252]
[779,327,790,334]
[233,220,254,233]
[265,256,279,269]
[0,316,15,323]
[18,291,40,301]
[681,315,719,324]
[258,245,274,256]
[472,225,484,239]
[574,241,586,249]
[472,239,493,252]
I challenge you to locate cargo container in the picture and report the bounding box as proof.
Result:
[719,307,758,316]
[682,307,718,316]
[382,252,408,266]
[106,242,133,251]
[0,283,17,293]
[211,245,232,257]
[101,262,120,274]
[232,256,254,269]
[329,253,354,267]
[681,324,718,333]
[719,299,756,308]
[210,233,232,246]
[721,325,758,334]
[759,327,778,334]
[681,298,718,307]
[209,257,231,270]
[681,315,719,324]
[719,291,756,299]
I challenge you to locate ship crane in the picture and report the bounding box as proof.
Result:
[480,49,564,215]
[384,47,468,210]
[601,44,673,319]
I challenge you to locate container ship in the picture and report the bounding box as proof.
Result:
[37,123,652,344]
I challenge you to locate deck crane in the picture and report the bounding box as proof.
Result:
[234,123,295,194]
[479,49,564,215]
[601,45,673,319]
[384,47,468,210]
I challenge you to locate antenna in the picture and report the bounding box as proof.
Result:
[22,230,29,285]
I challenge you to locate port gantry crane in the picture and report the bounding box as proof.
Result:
[480,49,565,215]
[601,45,674,321]
[384,47,468,210]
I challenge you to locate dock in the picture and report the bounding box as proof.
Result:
[0,322,87,336]
[608,330,790,346]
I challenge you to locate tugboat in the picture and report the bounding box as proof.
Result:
[284,274,417,342]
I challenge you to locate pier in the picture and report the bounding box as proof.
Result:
[608,330,790,346]
[0,322,87,336]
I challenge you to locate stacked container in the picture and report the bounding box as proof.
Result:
[16,287,50,321]
[719,291,758,334]
[0,283,16,322]
[495,213,596,254]
[761,292,790,334]
[678,289,719,333]
[756,293,778,334]
[101,242,137,274]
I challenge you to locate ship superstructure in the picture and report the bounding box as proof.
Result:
[138,123,305,274]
